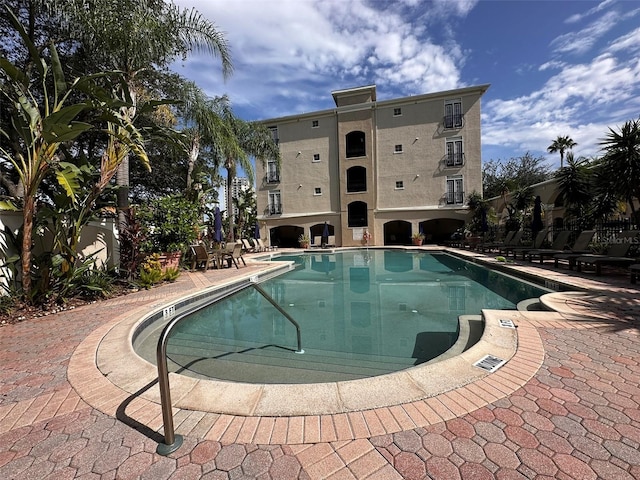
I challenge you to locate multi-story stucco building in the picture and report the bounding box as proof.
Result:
[256,84,490,248]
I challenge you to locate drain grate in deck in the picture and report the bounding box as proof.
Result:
[474,354,506,372]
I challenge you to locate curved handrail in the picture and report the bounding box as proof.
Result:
[155,281,303,455]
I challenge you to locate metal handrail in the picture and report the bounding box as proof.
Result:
[155,281,303,455]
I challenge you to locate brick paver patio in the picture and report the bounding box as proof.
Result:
[1,250,638,479]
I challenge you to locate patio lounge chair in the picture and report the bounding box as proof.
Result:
[241,238,255,253]
[526,230,572,264]
[504,228,548,259]
[480,230,516,253]
[222,243,247,269]
[257,238,274,251]
[552,230,597,269]
[312,236,323,248]
[575,231,639,275]
[496,230,525,254]
[327,235,336,247]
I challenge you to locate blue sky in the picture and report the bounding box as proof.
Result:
[172,0,640,170]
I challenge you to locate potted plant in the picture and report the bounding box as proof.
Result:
[412,231,425,246]
[298,233,310,249]
[138,195,201,270]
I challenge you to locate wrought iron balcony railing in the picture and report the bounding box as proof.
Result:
[445,153,465,167]
[269,204,282,215]
[443,114,464,129]
[266,172,280,183]
[445,191,465,205]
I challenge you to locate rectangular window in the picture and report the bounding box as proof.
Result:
[266,158,280,183]
[446,176,464,204]
[395,181,404,190]
[268,190,282,214]
[444,99,463,129]
[394,144,403,153]
[314,187,322,195]
[313,153,320,162]
[393,107,402,116]
[268,126,279,144]
[445,137,464,166]
[312,120,319,128]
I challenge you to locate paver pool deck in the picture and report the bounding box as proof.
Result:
[1,247,639,479]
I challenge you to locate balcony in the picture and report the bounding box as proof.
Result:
[266,172,280,183]
[443,114,464,130]
[445,153,465,167]
[268,204,282,215]
[445,191,465,205]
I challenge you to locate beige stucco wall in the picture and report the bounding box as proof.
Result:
[257,84,489,247]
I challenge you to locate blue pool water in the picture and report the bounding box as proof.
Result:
[147,250,548,384]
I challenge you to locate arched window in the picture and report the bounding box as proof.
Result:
[348,201,368,227]
[346,131,365,158]
[346,166,367,192]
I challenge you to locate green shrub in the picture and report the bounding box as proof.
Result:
[163,267,181,282]
[138,254,164,289]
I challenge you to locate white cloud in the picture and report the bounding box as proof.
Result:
[551,10,620,55]
[171,0,470,116]
[483,52,640,164]
[565,0,616,24]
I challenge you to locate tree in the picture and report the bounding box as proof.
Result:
[598,118,640,223]
[547,135,577,169]
[555,152,592,222]
[215,106,280,242]
[0,7,149,300]
[48,0,232,224]
[482,152,551,199]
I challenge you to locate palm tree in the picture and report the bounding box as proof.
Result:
[555,152,592,223]
[215,106,280,242]
[547,135,577,168]
[599,119,640,222]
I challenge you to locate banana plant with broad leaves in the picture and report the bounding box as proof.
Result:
[0,6,151,302]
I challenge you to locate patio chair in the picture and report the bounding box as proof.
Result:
[327,235,336,247]
[504,228,548,259]
[552,230,597,269]
[222,243,247,269]
[241,238,255,253]
[575,231,639,275]
[480,230,516,253]
[249,238,262,252]
[496,230,525,254]
[312,236,323,248]
[526,230,571,264]
[257,238,273,251]
[189,245,216,270]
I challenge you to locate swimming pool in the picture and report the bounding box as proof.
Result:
[134,249,548,384]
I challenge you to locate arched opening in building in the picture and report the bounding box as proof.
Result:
[269,225,304,248]
[346,166,367,192]
[383,220,411,245]
[420,218,465,244]
[310,223,335,245]
[348,201,368,227]
[346,131,366,158]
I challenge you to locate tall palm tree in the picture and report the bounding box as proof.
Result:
[599,119,640,222]
[212,105,280,242]
[547,135,577,169]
